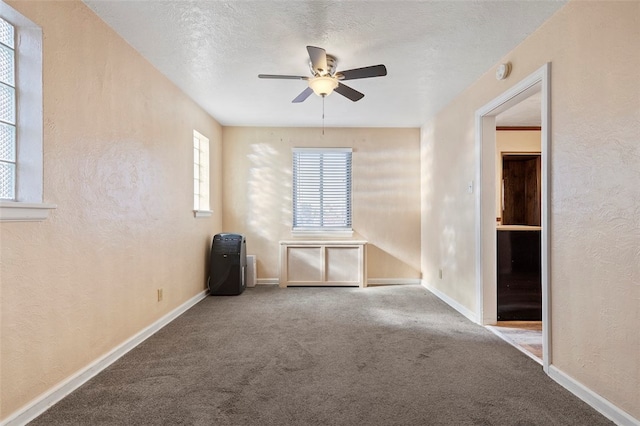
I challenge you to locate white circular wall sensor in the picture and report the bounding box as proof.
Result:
[496,62,512,80]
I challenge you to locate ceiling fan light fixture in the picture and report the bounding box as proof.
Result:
[258,46,385,103]
[309,76,338,97]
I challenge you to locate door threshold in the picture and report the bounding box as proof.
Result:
[486,321,543,365]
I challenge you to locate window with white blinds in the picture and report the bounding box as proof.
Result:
[292,148,352,231]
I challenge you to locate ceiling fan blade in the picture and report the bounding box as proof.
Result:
[258,74,308,80]
[292,87,314,103]
[338,64,387,81]
[307,46,328,74]
[334,83,364,102]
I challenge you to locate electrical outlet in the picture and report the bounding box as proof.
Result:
[439,269,443,279]
[157,288,163,302]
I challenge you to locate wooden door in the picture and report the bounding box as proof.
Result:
[502,155,541,226]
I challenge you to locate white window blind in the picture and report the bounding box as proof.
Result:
[292,148,352,230]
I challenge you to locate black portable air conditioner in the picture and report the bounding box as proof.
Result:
[208,233,247,296]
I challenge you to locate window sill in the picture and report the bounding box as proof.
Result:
[0,201,57,222]
[193,209,213,218]
[291,229,354,238]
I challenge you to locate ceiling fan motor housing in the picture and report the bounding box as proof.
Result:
[310,54,338,77]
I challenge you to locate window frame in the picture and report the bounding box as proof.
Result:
[292,147,353,235]
[0,17,17,200]
[0,3,55,222]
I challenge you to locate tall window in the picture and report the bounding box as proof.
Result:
[0,4,51,222]
[193,130,211,217]
[0,17,15,200]
[292,148,352,231]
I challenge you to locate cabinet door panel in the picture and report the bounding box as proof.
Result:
[326,247,360,282]
[287,247,323,282]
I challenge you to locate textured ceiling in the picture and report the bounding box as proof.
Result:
[496,92,542,127]
[83,1,565,128]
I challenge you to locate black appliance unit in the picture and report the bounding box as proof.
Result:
[497,230,542,320]
[209,233,246,296]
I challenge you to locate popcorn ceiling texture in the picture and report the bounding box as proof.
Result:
[82,0,566,128]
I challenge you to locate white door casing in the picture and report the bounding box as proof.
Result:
[474,63,551,372]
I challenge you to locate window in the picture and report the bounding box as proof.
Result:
[0,4,54,222]
[193,130,211,217]
[292,148,352,232]
[0,18,16,200]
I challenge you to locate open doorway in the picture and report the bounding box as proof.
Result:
[493,132,542,363]
[474,64,550,372]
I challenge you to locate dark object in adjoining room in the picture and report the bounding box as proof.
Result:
[497,230,542,320]
[208,233,246,296]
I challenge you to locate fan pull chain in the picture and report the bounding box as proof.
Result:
[322,95,325,135]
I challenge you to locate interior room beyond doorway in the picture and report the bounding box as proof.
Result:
[481,78,546,365]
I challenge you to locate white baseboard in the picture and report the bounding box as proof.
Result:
[367,278,421,286]
[2,290,208,426]
[421,280,478,323]
[548,366,639,426]
[255,278,421,287]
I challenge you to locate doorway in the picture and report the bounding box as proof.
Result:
[474,63,551,372]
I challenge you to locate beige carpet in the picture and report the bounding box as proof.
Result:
[29,285,611,425]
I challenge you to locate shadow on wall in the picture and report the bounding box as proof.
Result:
[365,244,420,279]
[242,142,291,278]
[420,117,477,307]
[233,129,421,280]
[353,145,421,277]
[245,141,291,250]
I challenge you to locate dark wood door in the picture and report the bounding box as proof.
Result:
[502,155,541,226]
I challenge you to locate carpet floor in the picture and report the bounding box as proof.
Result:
[30,285,611,425]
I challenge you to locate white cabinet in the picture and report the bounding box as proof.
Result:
[279,240,367,288]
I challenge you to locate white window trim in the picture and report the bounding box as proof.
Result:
[194,209,212,218]
[291,228,354,238]
[0,3,55,222]
[0,200,56,221]
[292,147,353,235]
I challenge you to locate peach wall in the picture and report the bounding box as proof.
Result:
[421,0,639,419]
[221,127,421,281]
[0,1,222,419]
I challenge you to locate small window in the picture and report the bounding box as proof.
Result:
[0,4,54,222]
[0,17,16,200]
[193,130,211,217]
[292,148,352,232]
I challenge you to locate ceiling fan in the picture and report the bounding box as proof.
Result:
[258,46,387,103]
